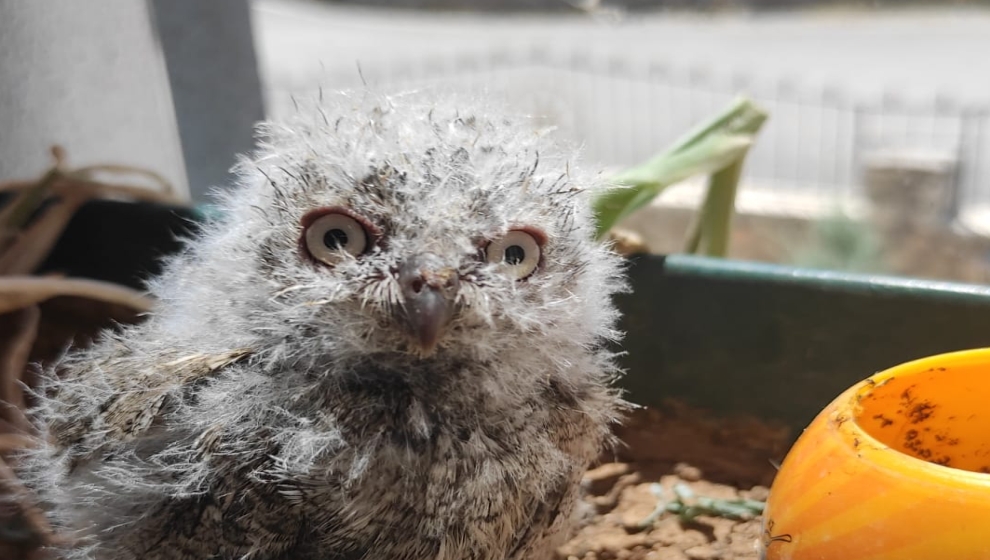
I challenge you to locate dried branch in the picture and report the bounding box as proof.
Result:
[0,150,185,280]
[0,454,56,548]
[0,176,184,206]
[69,163,175,195]
[0,434,34,454]
[0,170,59,256]
[0,277,155,316]
[0,195,89,276]
[0,306,40,435]
[0,148,182,555]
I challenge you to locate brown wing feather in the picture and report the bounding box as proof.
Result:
[98,349,252,442]
[50,348,252,463]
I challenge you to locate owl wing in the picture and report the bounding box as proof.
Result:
[507,473,575,560]
[49,348,253,458]
[97,349,252,442]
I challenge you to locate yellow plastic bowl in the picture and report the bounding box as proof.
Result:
[761,348,990,560]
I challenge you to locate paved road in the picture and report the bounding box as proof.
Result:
[248,0,990,221]
[252,0,990,105]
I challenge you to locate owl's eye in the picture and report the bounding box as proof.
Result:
[485,229,544,280]
[303,211,370,265]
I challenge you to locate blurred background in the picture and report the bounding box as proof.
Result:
[4,0,990,282]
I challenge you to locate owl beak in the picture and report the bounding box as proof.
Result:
[398,255,460,354]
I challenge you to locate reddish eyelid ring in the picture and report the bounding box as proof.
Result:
[474,226,547,256]
[510,225,548,247]
[300,206,382,243]
[514,225,547,275]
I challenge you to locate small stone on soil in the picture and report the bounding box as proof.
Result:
[584,463,633,496]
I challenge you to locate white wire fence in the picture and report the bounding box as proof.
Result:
[266,46,990,223]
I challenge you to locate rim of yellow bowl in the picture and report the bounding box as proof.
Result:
[837,347,990,488]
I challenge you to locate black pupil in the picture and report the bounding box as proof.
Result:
[504,245,525,265]
[324,229,349,249]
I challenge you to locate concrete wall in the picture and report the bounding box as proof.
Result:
[618,202,990,285]
[0,0,188,196]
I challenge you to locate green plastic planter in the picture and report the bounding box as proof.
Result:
[617,253,990,434]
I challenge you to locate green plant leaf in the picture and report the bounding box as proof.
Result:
[683,155,745,257]
[594,97,769,242]
[595,134,753,236]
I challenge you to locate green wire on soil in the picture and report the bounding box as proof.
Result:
[638,482,766,528]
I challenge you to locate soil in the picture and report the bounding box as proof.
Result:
[558,400,793,560]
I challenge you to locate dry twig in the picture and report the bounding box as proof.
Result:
[0,148,181,554]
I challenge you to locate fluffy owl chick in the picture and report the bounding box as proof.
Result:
[16,91,627,560]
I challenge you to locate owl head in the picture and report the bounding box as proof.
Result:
[160,91,626,386]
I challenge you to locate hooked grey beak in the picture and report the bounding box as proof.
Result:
[397,254,459,354]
